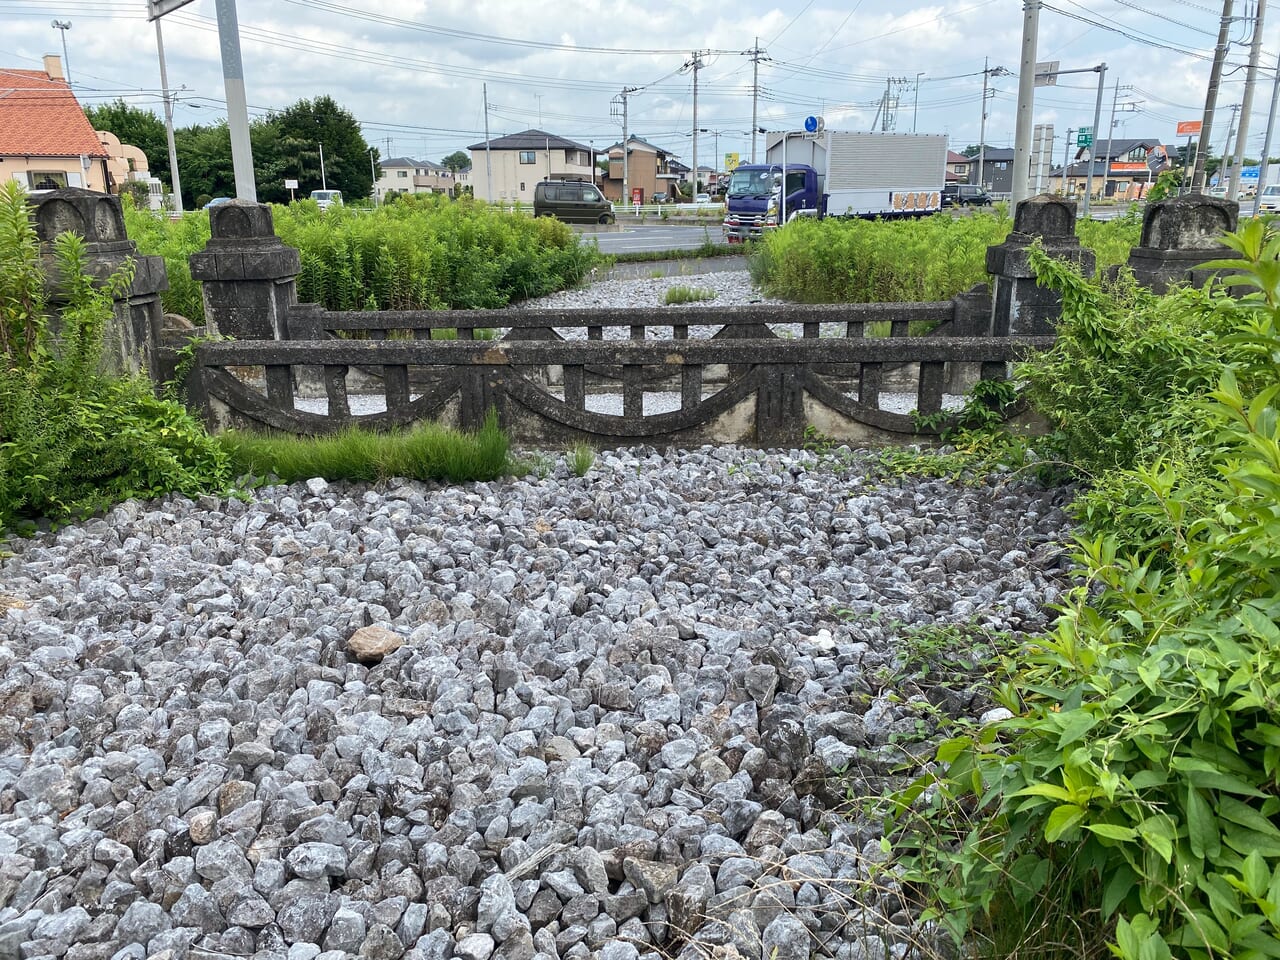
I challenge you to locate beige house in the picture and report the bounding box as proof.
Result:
[467,129,596,204]
[0,55,110,192]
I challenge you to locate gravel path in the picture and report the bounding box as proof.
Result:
[0,446,1074,960]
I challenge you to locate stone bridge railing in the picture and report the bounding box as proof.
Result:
[24,188,1243,447]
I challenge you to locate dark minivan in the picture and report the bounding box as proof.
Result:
[942,184,992,207]
[533,180,615,224]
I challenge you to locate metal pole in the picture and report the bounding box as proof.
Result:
[978,58,989,189]
[1083,62,1106,218]
[1219,104,1240,189]
[1063,127,1073,195]
[914,72,924,132]
[51,20,72,84]
[622,92,630,202]
[154,18,184,213]
[1230,0,1267,201]
[1104,78,1119,202]
[1011,0,1042,207]
[368,148,377,205]
[483,83,492,202]
[318,142,326,190]
[214,0,256,201]
[1194,0,1236,193]
[1252,61,1280,215]
[781,131,787,225]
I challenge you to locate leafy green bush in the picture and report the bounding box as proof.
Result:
[123,193,604,321]
[0,182,229,530]
[748,211,1140,303]
[664,285,716,305]
[218,410,510,484]
[885,219,1280,960]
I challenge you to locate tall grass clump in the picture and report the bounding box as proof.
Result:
[749,210,1140,303]
[1,182,229,530]
[883,218,1280,960]
[123,193,605,322]
[218,410,510,485]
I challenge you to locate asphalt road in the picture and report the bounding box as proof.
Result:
[587,223,725,254]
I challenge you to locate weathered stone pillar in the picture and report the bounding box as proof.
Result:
[189,201,300,340]
[1126,195,1238,294]
[30,188,169,381]
[986,195,1095,336]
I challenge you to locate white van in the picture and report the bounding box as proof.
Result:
[1258,183,1280,213]
[310,189,343,210]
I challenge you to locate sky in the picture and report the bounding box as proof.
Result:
[2,0,1278,171]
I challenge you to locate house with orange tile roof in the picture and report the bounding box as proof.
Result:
[0,55,111,193]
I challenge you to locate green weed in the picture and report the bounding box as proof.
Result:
[568,442,595,477]
[664,285,716,305]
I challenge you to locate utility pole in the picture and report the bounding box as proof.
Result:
[1219,102,1241,190]
[483,83,492,202]
[1229,0,1267,200]
[611,87,637,203]
[913,72,925,132]
[748,39,766,163]
[977,60,1010,190]
[1194,0,1236,193]
[1083,62,1106,218]
[1011,0,1042,207]
[153,17,183,213]
[1252,54,1280,215]
[318,142,326,191]
[688,51,705,194]
[1102,80,1133,202]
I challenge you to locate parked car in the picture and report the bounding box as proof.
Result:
[533,179,615,224]
[695,193,713,204]
[1258,183,1280,212]
[653,192,667,203]
[310,189,343,210]
[942,184,992,207]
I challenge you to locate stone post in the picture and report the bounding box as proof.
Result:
[1126,195,1238,294]
[30,188,170,382]
[189,201,300,340]
[986,195,1095,337]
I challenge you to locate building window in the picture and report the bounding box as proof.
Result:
[519,182,525,192]
[995,161,1008,170]
[567,149,587,166]
[519,151,536,164]
[397,170,408,178]
[28,171,69,190]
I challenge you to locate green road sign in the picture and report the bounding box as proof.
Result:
[1077,128,1093,148]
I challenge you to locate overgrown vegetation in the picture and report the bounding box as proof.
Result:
[0,181,229,531]
[749,210,1141,303]
[123,193,604,322]
[881,218,1280,960]
[568,442,595,477]
[219,410,510,485]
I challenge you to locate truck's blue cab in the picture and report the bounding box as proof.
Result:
[722,164,823,243]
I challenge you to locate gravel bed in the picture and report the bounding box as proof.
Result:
[0,447,1074,960]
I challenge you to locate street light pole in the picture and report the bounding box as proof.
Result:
[51,20,72,83]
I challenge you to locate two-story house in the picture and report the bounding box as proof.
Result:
[599,136,680,202]
[946,150,973,184]
[467,129,595,204]
[0,55,110,192]
[968,146,1016,194]
[374,157,458,202]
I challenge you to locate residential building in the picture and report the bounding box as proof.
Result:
[374,157,458,202]
[0,55,110,192]
[1048,138,1174,200]
[598,135,680,203]
[946,150,973,183]
[466,129,595,204]
[968,146,1016,194]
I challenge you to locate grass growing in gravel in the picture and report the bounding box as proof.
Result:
[664,285,717,305]
[218,411,510,484]
[568,442,595,477]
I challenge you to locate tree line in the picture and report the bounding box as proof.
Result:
[86,95,464,209]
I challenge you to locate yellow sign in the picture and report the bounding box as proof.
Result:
[724,153,740,171]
